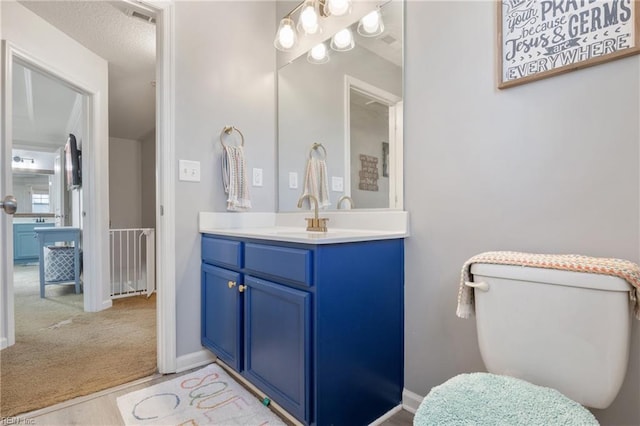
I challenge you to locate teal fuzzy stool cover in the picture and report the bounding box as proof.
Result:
[414,373,599,426]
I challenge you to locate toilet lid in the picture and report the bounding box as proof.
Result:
[414,373,599,426]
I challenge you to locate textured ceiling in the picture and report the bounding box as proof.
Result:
[18,0,156,142]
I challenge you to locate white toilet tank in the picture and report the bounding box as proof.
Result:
[471,263,632,409]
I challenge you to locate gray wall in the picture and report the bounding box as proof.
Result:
[174,1,276,357]
[109,137,142,229]
[403,2,639,425]
[350,100,389,208]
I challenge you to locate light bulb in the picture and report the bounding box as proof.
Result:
[327,0,351,16]
[279,25,295,48]
[300,2,320,34]
[332,28,353,50]
[361,10,379,33]
[357,9,384,37]
[310,43,327,61]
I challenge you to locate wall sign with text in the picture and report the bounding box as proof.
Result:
[498,0,640,88]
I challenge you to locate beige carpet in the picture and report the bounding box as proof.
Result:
[0,264,157,417]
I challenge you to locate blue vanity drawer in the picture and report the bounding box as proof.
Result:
[202,236,242,268]
[244,243,312,286]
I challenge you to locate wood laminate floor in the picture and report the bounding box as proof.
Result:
[19,369,414,426]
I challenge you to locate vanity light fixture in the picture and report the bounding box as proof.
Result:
[307,42,330,64]
[275,0,350,52]
[357,8,384,37]
[13,155,35,164]
[330,28,355,51]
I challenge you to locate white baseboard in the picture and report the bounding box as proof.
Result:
[402,388,425,414]
[0,337,7,350]
[175,348,216,373]
[102,299,113,310]
[369,404,402,425]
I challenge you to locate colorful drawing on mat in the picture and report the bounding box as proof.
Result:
[117,364,286,425]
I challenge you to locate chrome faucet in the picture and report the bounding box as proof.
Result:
[337,195,355,210]
[297,194,329,232]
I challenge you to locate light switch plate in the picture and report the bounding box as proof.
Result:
[252,168,263,187]
[331,176,344,192]
[179,160,200,182]
[289,172,298,189]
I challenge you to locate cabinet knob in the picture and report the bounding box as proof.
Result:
[238,285,246,293]
[228,281,236,289]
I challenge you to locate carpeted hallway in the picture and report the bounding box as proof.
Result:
[0,264,157,417]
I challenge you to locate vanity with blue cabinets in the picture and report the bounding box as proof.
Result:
[201,230,404,426]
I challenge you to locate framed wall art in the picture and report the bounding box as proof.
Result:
[497,0,640,88]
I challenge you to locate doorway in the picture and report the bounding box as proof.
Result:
[1,0,176,386]
[344,75,403,209]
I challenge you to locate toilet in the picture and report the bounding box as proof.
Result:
[415,261,636,425]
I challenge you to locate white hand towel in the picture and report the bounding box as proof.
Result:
[303,157,330,208]
[222,145,251,211]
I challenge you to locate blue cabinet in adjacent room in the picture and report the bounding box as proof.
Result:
[201,234,404,426]
[13,222,54,263]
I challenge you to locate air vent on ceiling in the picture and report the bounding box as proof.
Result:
[126,8,156,24]
[380,35,397,45]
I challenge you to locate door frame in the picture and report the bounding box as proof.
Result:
[0,1,177,374]
[343,75,403,209]
[1,41,110,343]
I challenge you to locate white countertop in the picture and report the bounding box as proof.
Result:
[199,211,409,244]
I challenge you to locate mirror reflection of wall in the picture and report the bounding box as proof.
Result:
[277,0,403,211]
[350,89,389,209]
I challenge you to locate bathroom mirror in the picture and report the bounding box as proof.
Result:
[12,171,53,215]
[277,0,403,211]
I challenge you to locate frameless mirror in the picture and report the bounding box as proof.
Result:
[277,0,403,211]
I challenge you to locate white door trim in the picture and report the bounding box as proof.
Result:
[148,0,177,374]
[1,41,16,349]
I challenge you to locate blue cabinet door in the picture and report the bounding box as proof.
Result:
[201,263,243,372]
[243,276,311,424]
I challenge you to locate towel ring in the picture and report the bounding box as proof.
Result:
[309,142,327,160]
[220,125,245,148]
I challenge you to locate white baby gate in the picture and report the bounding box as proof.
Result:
[109,228,155,299]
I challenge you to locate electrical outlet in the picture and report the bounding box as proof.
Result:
[252,168,263,187]
[289,172,298,189]
[331,176,344,192]
[179,160,200,182]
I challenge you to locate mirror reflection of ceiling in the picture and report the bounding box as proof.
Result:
[16,1,156,142]
[276,0,402,68]
[353,2,402,67]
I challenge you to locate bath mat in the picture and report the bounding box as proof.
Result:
[414,373,599,426]
[117,363,286,425]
